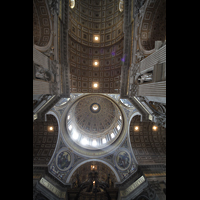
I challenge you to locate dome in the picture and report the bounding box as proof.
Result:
[66,94,123,150]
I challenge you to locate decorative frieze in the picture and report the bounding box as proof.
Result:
[120,175,145,197]
[39,177,66,198]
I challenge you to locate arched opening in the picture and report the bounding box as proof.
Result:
[33,114,58,166]
[139,0,166,53]
[67,159,120,183]
[67,161,119,200]
[129,115,166,165]
[33,0,52,52]
[136,195,149,200]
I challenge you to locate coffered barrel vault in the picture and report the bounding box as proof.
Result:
[33,0,52,51]
[68,0,124,93]
[139,0,166,52]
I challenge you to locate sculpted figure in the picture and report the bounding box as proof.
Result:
[138,72,152,83]
[35,65,50,81]
[135,50,144,61]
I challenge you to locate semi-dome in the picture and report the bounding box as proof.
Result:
[66,94,123,150]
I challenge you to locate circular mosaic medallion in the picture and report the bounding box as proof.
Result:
[115,149,131,171]
[56,151,71,171]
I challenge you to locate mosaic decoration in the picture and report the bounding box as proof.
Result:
[116,151,131,170]
[48,138,85,184]
[112,145,137,181]
[55,148,74,172]
[57,151,71,170]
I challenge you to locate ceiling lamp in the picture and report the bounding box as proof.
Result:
[152,126,158,131]
[93,82,99,88]
[93,60,99,67]
[117,125,120,130]
[111,133,115,138]
[134,126,139,131]
[48,126,54,131]
[91,165,97,170]
[93,35,100,42]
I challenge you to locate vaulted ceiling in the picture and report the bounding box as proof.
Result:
[130,115,166,165]
[33,114,58,166]
[33,0,52,51]
[139,0,166,51]
[68,0,124,93]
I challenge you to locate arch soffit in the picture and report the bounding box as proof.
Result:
[66,159,121,183]
[33,0,53,52]
[46,110,60,166]
[138,0,165,55]
[127,112,141,165]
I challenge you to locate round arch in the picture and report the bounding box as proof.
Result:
[127,111,142,166]
[136,195,149,200]
[46,110,61,166]
[33,112,59,166]
[66,159,121,182]
[138,0,166,55]
[33,0,53,52]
